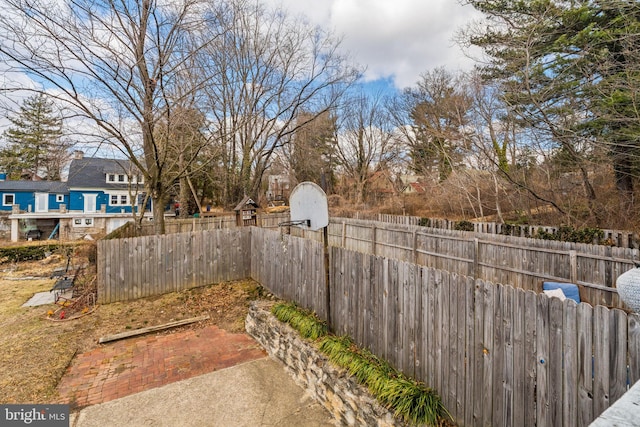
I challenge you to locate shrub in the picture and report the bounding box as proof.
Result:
[454,220,474,231]
[0,244,60,263]
[418,217,431,227]
[535,225,604,244]
[318,335,449,426]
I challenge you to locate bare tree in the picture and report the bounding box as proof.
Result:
[390,68,472,183]
[0,0,221,233]
[333,90,399,204]
[288,110,337,192]
[199,0,360,207]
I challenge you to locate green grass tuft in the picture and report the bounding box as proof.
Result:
[272,302,328,340]
[273,303,451,426]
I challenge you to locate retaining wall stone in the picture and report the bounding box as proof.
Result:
[245,301,411,427]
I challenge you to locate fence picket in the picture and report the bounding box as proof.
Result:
[549,296,564,427]
[563,300,578,427]
[536,293,550,426]
[482,281,495,426]
[594,306,611,416]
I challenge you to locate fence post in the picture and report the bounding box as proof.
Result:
[413,230,418,264]
[473,238,479,279]
[323,226,331,329]
[605,246,613,288]
[341,221,347,247]
[570,250,578,283]
[372,224,377,255]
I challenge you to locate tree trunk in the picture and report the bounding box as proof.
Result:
[613,148,634,215]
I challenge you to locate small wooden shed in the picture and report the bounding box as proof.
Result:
[234,196,260,226]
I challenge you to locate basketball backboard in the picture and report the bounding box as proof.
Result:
[289,181,329,231]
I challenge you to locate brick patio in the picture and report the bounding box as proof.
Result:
[56,325,266,409]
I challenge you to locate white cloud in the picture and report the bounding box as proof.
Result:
[265,0,481,89]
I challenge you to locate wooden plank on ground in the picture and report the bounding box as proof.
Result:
[98,315,210,343]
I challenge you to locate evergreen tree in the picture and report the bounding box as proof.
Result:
[0,94,67,180]
[464,0,640,214]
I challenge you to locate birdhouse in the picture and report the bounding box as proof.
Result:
[234,196,259,226]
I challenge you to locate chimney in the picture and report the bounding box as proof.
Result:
[74,150,84,160]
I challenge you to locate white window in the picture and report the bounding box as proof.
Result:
[108,193,129,206]
[83,193,97,213]
[106,173,142,184]
[73,218,93,227]
[2,194,15,206]
[56,194,64,203]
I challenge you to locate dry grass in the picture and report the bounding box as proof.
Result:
[0,252,266,404]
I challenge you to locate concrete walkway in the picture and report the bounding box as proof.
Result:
[57,324,335,426]
[71,358,335,427]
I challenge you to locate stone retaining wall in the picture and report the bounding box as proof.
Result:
[245,302,410,427]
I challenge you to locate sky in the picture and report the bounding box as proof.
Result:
[263,0,482,90]
[0,0,484,143]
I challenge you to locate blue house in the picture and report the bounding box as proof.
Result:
[1,151,152,241]
[0,179,69,213]
[66,154,148,215]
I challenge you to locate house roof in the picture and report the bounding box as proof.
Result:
[234,196,259,211]
[67,157,139,189]
[405,182,427,193]
[0,180,69,193]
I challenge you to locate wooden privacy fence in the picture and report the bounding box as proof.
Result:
[254,227,640,427]
[107,214,638,308]
[354,212,640,248]
[112,212,290,238]
[251,227,328,320]
[97,228,251,303]
[296,218,637,310]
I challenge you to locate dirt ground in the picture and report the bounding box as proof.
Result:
[0,246,268,404]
